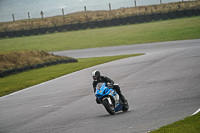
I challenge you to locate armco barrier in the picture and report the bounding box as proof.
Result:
[0,58,78,78]
[0,8,200,39]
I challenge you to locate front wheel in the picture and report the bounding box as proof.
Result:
[102,98,115,115]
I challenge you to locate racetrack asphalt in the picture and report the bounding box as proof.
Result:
[0,39,200,133]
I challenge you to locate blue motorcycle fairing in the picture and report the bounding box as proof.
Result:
[115,103,123,112]
[95,83,117,99]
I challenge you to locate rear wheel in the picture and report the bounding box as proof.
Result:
[102,98,115,115]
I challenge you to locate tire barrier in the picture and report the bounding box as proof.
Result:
[178,10,185,18]
[15,30,23,37]
[121,17,128,25]
[97,20,105,28]
[23,30,31,36]
[80,22,88,30]
[0,32,6,38]
[170,11,177,19]
[153,13,161,21]
[40,28,47,34]
[48,27,56,33]
[145,14,153,22]
[32,28,40,35]
[0,8,200,39]
[112,18,121,26]
[186,9,194,17]
[129,16,136,24]
[64,24,72,31]
[6,31,15,38]
[56,26,63,32]
[194,9,200,16]
[0,58,78,78]
[136,15,145,23]
[161,12,169,20]
[105,20,112,27]
[89,21,96,29]
[72,23,80,31]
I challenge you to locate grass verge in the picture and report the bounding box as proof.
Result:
[0,16,200,52]
[0,50,74,72]
[150,112,200,133]
[0,53,143,97]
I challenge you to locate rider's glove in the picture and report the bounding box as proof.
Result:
[107,84,113,88]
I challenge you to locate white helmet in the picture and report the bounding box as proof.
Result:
[92,70,100,81]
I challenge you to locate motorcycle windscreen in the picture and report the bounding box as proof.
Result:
[96,83,104,90]
[95,83,105,98]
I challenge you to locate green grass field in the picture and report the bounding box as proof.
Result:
[0,16,200,52]
[150,112,200,133]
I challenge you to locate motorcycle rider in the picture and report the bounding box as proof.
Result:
[92,70,127,104]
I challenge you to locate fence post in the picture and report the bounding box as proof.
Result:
[109,3,111,10]
[84,6,86,12]
[12,14,15,22]
[134,0,137,7]
[62,9,64,18]
[160,0,162,4]
[40,11,44,19]
[84,6,87,16]
[28,12,30,20]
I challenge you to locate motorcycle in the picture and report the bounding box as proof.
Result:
[95,82,129,115]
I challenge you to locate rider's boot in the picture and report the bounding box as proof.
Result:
[119,94,127,104]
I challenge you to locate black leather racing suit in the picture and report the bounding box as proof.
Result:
[92,76,121,94]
